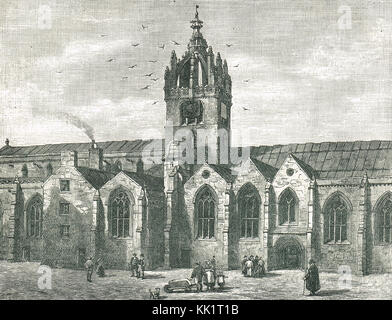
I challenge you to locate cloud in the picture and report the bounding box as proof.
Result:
[292,18,391,81]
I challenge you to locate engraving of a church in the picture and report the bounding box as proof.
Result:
[0,8,391,276]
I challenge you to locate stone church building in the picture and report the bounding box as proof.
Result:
[0,10,392,275]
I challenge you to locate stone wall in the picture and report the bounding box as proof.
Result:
[42,165,95,268]
[368,184,392,273]
[183,164,229,269]
[230,159,268,269]
[0,185,13,260]
[316,185,360,274]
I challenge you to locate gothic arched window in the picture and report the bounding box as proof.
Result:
[27,196,43,238]
[195,186,215,239]
[109,190,130,238]
[238,184,260,238]
[376,193,392,243]
[324,193,350,243]
[278,188,297,225]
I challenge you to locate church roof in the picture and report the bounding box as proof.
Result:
[250,140,392,179]
[122,170,164,192]
[0,139,164,157]
[208,164,235,183]
[76,167,116,189]
[1,139,392,181]
[250,158,279,180]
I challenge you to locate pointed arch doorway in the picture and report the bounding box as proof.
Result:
[274,236,304,270]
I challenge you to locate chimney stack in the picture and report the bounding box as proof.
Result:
[89,140,103,170]
[136,159,144,174]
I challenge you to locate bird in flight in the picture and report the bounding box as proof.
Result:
[172,40,181,45]
[100,34,108,37]
[243,79,250,83]
[158,44,165,49]
[131,43,140,47]
[233,64,239,68]
[242,106,250,111]
[106,58,115,62]
[128,64,137,69]
[56,70,63,73]
[141,24,148,30]
[152,101,159,105]
[121,76,128,80]
[144,72,154,77]
[148,60,158,63]
[151,78,159,81]
[226,44,233,47]
[141,85,150,90]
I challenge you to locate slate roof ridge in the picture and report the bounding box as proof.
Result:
[76,166,116,189]
[205,163,235,183]
[249,139,392,153]
[289,153,316,179]
[0,139,165,156]
[249,157,278,180]
[121,170,164,192]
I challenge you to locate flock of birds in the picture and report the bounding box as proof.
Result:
[54,22,253,111]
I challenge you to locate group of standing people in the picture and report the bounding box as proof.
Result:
[241,255,266,278]
[128,253,146,279]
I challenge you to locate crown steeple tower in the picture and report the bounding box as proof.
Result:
[164,6,232,165]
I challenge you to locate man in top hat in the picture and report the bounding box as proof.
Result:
[84,256,94,282]
[304,259,320,296]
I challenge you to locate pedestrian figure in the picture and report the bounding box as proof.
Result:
[138,254,145,279]
[245,257,253,277]
[210,255,217,278]
[191,262,205,293]
[96,257,105,277]
[210,256,216,269]
[129,253,139,277]
[253,256,260,277]
[241,255,248,275]
[85,256,94,282]
[204,268,216,291]
[258,256,266,277]
[304,259,320,296]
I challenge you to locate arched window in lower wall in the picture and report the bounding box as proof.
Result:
[195,186,216,239]
[27,196,43,238]
[324,193,350,243]
[238,184,260,238]
[376,193,392,244]
[278,188,298,225]
[109,189,131,238]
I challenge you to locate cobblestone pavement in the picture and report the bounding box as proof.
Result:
[1,261,392,300]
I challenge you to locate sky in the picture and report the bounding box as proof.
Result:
[0,0,391,147]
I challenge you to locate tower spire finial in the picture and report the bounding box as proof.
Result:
[190,5,203,32]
